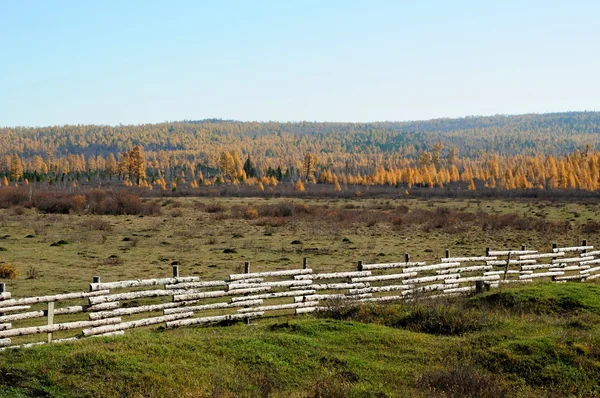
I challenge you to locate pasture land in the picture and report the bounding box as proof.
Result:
[0,196,599,296]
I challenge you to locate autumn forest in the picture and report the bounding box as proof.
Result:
[3,111,600,195]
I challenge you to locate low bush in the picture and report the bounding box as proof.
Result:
[322,297,494,335]
[419,364,517,398]
[0,263,18,279]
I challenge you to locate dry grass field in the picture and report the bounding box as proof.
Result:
[1,195,599,297]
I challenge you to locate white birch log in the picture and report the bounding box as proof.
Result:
[173,286,271,302]
[553,246,594,253]
[0,324,11,331]
[403,262,461,273]
[91,330,125,338]
[443,286,476,293]
[296,307,325,314]
[486,259,537,266]
[230,289,316,303]
[90,277,199,291]
[581,266,600,274]
[521,264,554,271]
[585,273,600,280]
[52,337,79,343]
[0,305,31,313]
[519,271,564,279]
[404,274,460,284]
[228,278,264,285]
[552,256,594,264]
[484,270,521,276]
[348,285,414,295]
[302,283,369,290]
[0,290,110,308]
[0,317,122,338]
[554,275,585,281]
[548,265,590,272]
[166,311,264,328]
[0,311,45,323]
[229,269,312,281]
[437,266,492,275]
[294,293,372,303]
[227,280,312,290]
[487,250,538,256]
[500,279,533,283]
[406,284,459,294]
[582,250,600,257]
[361,261,426,270]
[86,302,121,312]
[89,302,188,320]
[237,301,319,313]
[89,290,180,305]
[0,338,10,347]
[294,271,371,280]
[0,293,11,300]
[444,275,500,284]
[0,341,46,351]
[164,299,264,315]
[441,256,496,263]
[164,281,228,290]
[82,312,194,336]
[579,258,600,266]
[520,252,565,260]
[351,273,418,283]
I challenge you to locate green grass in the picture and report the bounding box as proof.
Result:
[0,283,599,397]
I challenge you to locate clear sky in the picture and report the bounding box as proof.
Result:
[1,0,599,127]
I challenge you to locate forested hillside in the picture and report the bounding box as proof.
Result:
[2,112,600,194]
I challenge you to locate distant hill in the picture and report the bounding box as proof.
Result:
[2,111,600,160]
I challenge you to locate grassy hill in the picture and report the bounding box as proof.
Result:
[1,282,599,397]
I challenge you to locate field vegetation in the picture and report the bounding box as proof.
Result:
[0,283,599,397]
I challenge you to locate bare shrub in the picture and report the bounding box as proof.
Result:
[81,218,113,232]
[171,208,183,217]
[581,220,600,234]
[0,187,30,208]
[11,206,25,215]
[206,203,224,213]
[86,189,161,216]
[34,192,77,214]
[26,266,39,279]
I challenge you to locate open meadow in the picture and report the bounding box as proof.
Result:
[1,195,600,397]
[1,195,600,296]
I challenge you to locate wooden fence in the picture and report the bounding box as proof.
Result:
[0,240,598,350]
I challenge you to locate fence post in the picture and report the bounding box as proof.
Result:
[302,257,307,270]
[485,247,490,257]
[404,253,409,263]
[0,284,5,316]
[583,239,588,254]
[475,280,484,294]
[445,249,449,259]
[92,276,101,284]
[172,264,179,278]
[47,301,54,343]
[244,262,250,274]
[521,245,526,251]
[358,260,363,271]
[503,252,511,281]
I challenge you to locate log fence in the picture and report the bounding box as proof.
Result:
[0,240,598,350]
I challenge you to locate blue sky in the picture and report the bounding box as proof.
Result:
[1,0,598,126]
